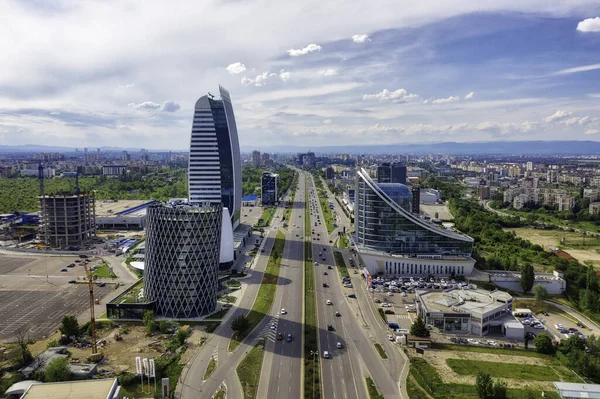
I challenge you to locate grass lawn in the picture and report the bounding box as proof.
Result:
[366,377,384,399]
[213,390,226,399]
[93,264,116,278]
[229,230,286,352]
[205,308,229,320]
[257,207,276,227]
[446,359,576,382]
[337,234,349,249]
[406,374,431,399]
[374,343,388,359]
[319,198,336,234]
[203,357,217,380]
[236,343,265,399]
[304,178,321,399]
[495,206,600,233]
[432,343,548,358]
[333,251,349,278]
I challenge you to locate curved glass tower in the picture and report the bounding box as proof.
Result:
[144,203,222,318]
[188,86,242,229]
[356,168,473,256]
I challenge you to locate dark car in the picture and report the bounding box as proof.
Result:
[348,294,356,298]
[286,334,293,342]
[276,333,283,341]
[322,283,328,288]
[542,311,549,316]
[67,263,75,268]
[577,322,586,328]
[384,309,395,315]
[60,268,68,272]
[327,324,334,331]
[324,272,328,275]
[68,280,77,284]
[97,282,106,287]
[328,266,332,269]
[335,311,341,317]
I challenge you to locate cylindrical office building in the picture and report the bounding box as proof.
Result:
[144,202,222,318]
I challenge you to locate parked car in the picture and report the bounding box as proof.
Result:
[348,294,356,298]
[60,268,67,272]
[68,280,76,284]
[384,310,395,315]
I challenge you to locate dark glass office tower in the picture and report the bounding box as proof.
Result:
[188,86,242,229]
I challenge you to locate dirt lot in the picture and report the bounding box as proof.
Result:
[422,348,577,390]
[505,227,600,268]
[420,204,453,220]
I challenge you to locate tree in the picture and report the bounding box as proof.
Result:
[475,372,493,399]
[231,315,249,334]
[59,315,79,339]
[492,380,507,399]
[142,311,158,334]
[159,320,171,334]
[410,316,429,337]
[175,328,189,346]
[434,212,439,219]
[533,284,549,305]
[45,357,72,382]
[520,263,535,293]
[14,328,33,368]
[534,333,554,354]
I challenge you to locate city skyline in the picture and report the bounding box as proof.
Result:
[0,2,599,149]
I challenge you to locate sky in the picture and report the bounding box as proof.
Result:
[0,0,600,151]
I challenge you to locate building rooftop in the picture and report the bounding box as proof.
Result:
[95,200,150,217]
[21,378,118,399]
[242,194,258,201]
[553,382,600,399]
[418,288,513,316]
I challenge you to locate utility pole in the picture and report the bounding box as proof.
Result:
[85,265,97,354]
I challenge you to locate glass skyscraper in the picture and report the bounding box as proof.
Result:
[356,168,473,256]
[188,86,242,229]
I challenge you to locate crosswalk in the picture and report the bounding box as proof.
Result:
[397,314,412,320]
[260,316,281,342]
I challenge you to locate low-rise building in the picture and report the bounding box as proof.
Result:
[590,202,600,216]
[553,382,600,399]
[18,378,121,399]
[416,288,520,338]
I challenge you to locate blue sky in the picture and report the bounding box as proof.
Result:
[0,0,599,150]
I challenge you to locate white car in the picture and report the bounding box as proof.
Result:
[336,342,343,349]
[326,300,333,305]
[533,324,545,329]
[281,308,287,314]
[388,335,395,341]
[270,323,276,330]
[381,303,390,308]
[323,351,330,359]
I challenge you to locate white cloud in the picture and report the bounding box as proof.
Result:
[241,71,271,87]
[545,110,572,123]
[279,71,291,82]
[118,83,135,89]
[128,101,161,110]
[585,129,600,135]
[565,116,590,126]
[577,17,600,32]
[241,82,364,103]
[160,100,180,112]
[362,88,419,101]
[552,63,600,76]
[319,69,338,77]
[464,92,475,100]
[226,62,246,74]
[432,96,460,104]
[352,34,371,43]
[128,101,180,112]
[324,119,332,125]
[287,44,321,56]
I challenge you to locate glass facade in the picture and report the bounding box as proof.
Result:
[144,204,222,318]
[356,168,473,256]
[377,183,412,211]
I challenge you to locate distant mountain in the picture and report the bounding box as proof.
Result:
[252,140,600,155]
[2,140,600,155]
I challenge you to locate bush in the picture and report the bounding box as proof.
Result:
[46,339,59,349]
[59,315,79,339]
[534,333,554,354]
[45,357,71,382]
[159,321,171,334]
[117,371,138,386]
[476,372,493,399]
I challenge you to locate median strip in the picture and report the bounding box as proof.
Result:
[374,342,388,359]
[304,176,321,398]
[229,230,286,352]
[237,342,265,399]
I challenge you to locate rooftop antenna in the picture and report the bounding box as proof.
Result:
[208,92,215,99]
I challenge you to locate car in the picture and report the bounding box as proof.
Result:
[326,300,332,305]
[281,308,287,314]
[335,311,341,317]
[353,270,358,274]
[348,294,356,298]
[329,240,333,243]
[384,309,395,314]
[261,249,265,253]
[555,324,565,330]
[525,332,536,340]
[336,341,343,349]
[67,263,75,268]
[533,324,545,329]
[68,280,76,284]
[328,265,332,269]
[542,311,549,316]
[322,283,328,288]
[97,282,106,287]
[287,334,293,342]
[314,262,319,266]
[270,323,276,330]
[381,303,390,308]
[388,335,395,341]
[276,333,283,340]
[577,322,586,328]
[296,234,299,237]
[60,268,68,272]
[327,324,334,331]
[323,351,330,359]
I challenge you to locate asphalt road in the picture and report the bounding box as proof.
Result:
[258,175,306,398]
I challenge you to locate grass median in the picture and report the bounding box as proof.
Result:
[237,342,265,399]
[304,176,321,399]
[203,357,217,380]
[333,251,349,278]
[366,377,384,399]
[229,230,286,352]
[374,342,388,359]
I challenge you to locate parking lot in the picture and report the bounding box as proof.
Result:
[0,255,112,342]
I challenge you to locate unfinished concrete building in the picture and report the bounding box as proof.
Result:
[38,193,96,247]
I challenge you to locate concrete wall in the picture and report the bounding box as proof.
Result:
[491,279,566,295]
[359,251,476,277]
